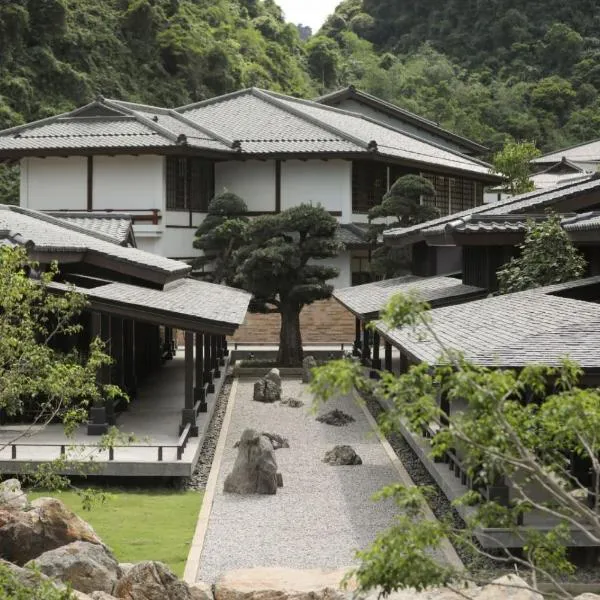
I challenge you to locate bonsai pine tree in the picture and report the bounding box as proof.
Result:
[232,204,341,366]
[497,212,586,293]
[367,174,438,278]
[193,192,249,284]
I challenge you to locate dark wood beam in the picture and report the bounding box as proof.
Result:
[275,159,281,213]
[87,156,93,211]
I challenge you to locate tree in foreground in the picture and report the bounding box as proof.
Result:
[497,212,586,294]
[0,245,121,490]
[492,140,541,195]
[193,191,249,284]
[367,175,438,279]
[232,204,341,366]
[311,292,600,597]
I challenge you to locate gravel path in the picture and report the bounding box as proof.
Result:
[197,379,418,583]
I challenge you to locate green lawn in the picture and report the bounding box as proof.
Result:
[29,488,203,577]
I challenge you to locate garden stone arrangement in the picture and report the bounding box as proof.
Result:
[0,479,208,600]
[323,445,362,466]
[301,355,317,383]
[224,428,281,495]
[253,368,282,403]
[316,409,355,426]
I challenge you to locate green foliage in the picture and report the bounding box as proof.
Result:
[367,175,438,279]
[311,293,600,594]
[193,191,249,284]
[232,203,341,366]
[492,140,541,195]
[497,212,587,293]
[0,165,19,205]
[0,561,75,600]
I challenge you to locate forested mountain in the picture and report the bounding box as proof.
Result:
[307,0,600,151]
[0,0,311,129]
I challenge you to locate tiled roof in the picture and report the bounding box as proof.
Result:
[562,211,600,232]
[0,205,189,279]
[48,212,133,245]
[316,86,487,154]
[532,139,600,164]
[378,278,600,368]
[335,223,370,247]
[53,278,250,333]
[334,274,484,319]
[384,176,600,245]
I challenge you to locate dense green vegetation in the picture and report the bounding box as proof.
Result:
[309,0,600,151]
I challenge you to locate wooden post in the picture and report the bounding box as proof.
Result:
[88,312,108,435]
[195,333,207,411]
[204,334,215,393]
[370,331,381,377]
[399,351,409,375]
[440,391,450,427]
[361,322,371,365]
[384,340,393,372]
[219,335,226,366]
[211,334,221,379]
[353,317,362,356]
[181,331,198,436]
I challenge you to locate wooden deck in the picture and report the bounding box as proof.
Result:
[0,354,227,478]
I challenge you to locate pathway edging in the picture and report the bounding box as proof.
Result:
[184,377,240,584]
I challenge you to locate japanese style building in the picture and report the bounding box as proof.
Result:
[0,204,250,477]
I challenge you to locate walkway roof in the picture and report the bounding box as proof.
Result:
[377,276,600,370]
[334,274,485,320]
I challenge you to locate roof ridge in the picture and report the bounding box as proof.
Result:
[9,206,123,245]
[316,86,488,153]
[47,211,133,221]
[107,99,171,113]
[252,88,372,150]
[533,137,600,162]
[263,89,493,169]
[0,106,76,137]
[175,88,255,112]
[165,109,238,150]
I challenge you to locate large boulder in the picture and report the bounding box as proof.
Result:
[190,582,214,600]
[113,561,193,600]
[323,446,362,466]
[302,356,317,384]
[224,429,279,495]
[0,479,28,510]
[0,558,60,591]
[264,368,282,395]
[214,567,348,600]
[316,410,355,427]
[0,497,103,565]
[26,541,121,595]
[261,433,289,450]
[477,575,542,600]
[91,593,120,600]
[253,379,280,403]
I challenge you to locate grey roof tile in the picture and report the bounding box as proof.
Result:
[378,278,600,369]
[49,212,133,244]
[532,139,600,164]
[562,211,600,232]
[334,274,484,318]
[335,223,369,247]
[0,205,189,277]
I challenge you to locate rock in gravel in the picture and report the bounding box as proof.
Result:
[0,478,28,510]
[264,368,282,394]
[261,433,290,450]
[26,541,121,595]
[113,560,193,600]
[316,409,355,426]
[224,429,279,495]
[91,593,120,600]
[323,446,362,466]
[215,567,349,600]
[253,379,280,403]
[0,497,103,565]
[280,397,304,408]
[190,581,214,600]
[302,356,317,383]
[477,575,541,600]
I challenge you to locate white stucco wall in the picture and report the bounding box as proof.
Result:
[311,251,351,289]
[215,160,275,212]
[20,157,87,210]
[93,155,165,211]
[281,160,352,221]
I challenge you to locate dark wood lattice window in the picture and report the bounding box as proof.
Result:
[352,161,388,213]
[166,157,214,211]
[421,173,482,217]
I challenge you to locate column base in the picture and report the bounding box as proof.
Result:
[180,409,198,437]
[88,407,108,435]
[213,368,221,379]
[207,382,215,394]
[198,401,208,413]
[194,386,205,402]
[369,370,381,380]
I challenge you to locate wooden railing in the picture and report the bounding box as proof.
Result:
[52,208,162,225]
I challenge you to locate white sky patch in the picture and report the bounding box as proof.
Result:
[276,0,340,31]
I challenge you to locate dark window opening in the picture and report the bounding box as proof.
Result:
[166,157,214,211]
[352,161,388,213]
[421,173,482,217]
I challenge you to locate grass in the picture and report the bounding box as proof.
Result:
[29,487,203,577]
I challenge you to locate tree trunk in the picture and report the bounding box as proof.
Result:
[277,307,303,367]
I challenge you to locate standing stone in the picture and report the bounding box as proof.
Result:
[113,561,193,600]
[323,446,362,466]
[264,368,282,395]
[0,478,28,510]
[302,356,317,384]
[26,541,121,595]
[261,433,289,450]
[253,379,280,403]
[224,429,279,495]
